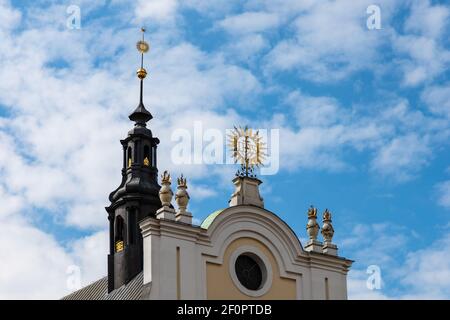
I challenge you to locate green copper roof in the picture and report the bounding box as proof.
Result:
[200,209,225,229]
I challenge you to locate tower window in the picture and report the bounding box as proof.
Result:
[115,216,125,252]
[152,146,157,166]
[128,208,136,244]
[127,147,132,167]
[143,145,150,166]
[134,142,138,166]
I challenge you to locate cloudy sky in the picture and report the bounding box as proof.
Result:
[0,0,449,299]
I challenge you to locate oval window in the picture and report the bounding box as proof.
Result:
[234,254,263,290]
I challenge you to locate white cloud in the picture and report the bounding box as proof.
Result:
[65,202,108,229]
[221,34,269,62]
[436,181,450,209]
[404,0,450,39]
[0,0,21,30]
[135,0,178,23]
[286,91,342,127]
[341,223,410,267]
[148,43,261,113]
[422,83,450,118]
[344,223,450,299]
[272,91,447,180]
[252,0,316,17]
[348,269,389,300]
[181,0,241,18]
[393,0,450,86]
[371,134,431,182]
[399,233,450,299]
[70,230,109,287]
[218,11,280,35]
[0,216,73,299]
[393,34,450,86]
[258,0,449,86]
[188,184,218,199]
[264,0,396,81]
[0,213,108,299]
[0,185,24,218]
[0,136,108,297]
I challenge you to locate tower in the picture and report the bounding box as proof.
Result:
[106,28,161,292]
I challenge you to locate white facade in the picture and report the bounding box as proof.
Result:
[140,203,353,300]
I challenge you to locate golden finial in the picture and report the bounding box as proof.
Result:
[227,126,267,177]
[308,205,318,218]
[161,170,171,183]
[323,209,332,221]
[136,27,149,79]
[177,174,187,188]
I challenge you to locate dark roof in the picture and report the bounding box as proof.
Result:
[62,272,143,300]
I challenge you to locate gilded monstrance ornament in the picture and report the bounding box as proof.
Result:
[228,126,266,178]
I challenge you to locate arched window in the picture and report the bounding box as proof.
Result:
[127,147,132,167]
[143,145,150,166]
[152,146,157,166]
[128,208,136,244]
[115,216,125,252]
[134,141,138,166]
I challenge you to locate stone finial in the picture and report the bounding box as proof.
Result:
[304,205,322,253]
[175,174,189,212]
[175,174,192,224]
[159,171,173,207]
[156,170,176,220]
[321,209,334,243]
[306,205,319,241]
[321,209,338,256]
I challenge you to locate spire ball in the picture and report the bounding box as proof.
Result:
[137,67,147,79]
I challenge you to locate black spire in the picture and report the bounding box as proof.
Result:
[106,27,161,293]
[128,90,153,125]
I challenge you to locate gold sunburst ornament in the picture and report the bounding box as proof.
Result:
[136,27,150,53]
[228,126,266,178]
[136,27,150,79]
[136,40,149,53]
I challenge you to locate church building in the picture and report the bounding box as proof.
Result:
[62,29,353,300]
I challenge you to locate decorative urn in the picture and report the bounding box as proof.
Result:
[159,170,173,207]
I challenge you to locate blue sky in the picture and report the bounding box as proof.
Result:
[0,0,449,299]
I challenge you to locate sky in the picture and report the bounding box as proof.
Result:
[0,0,449,299]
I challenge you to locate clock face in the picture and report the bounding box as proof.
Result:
[234,254,263,290]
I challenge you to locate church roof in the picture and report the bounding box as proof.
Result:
[61,272,143,300]
[200,209,225,229]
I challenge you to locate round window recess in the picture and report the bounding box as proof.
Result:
[229,247,272,297]
[235,254,263,290]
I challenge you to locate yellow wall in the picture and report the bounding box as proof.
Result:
[206,237,297,299]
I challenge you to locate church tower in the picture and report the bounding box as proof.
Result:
[106,28,161,292]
